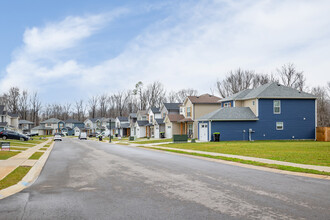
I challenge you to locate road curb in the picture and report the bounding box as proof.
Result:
[0,140,55,200]
[135,146,330,180]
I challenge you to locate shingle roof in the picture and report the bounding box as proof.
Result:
[163,103,181,111]
[221,83,316,101]
[167,114,185,122]
[129,113,137,118]
[65,119,82,123]
[8,113,19,117]
[187,94,221,104]
[120,122,130,128]
[155,119,165,125]
[137,120,149,126]
[150,107,160,113]
[117,116,128,122]
[19,120,34,124]
[0,122,8,127]
[198,107,258,121]
[41,118,61,124]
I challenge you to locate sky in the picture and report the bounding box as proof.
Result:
[0,0,330,103]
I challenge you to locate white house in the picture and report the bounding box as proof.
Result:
[132,110,148,138]
[31,118,65,135]
[115,117,130,137]
[146,107,163,138]
[0,105,19,132]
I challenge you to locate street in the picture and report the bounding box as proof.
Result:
[0,138,329,219]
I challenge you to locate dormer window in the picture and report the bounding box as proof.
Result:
[274,100,281,114]
[187,107,191,117]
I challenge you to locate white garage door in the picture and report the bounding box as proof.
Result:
[166,124,172,138]
[199,123,208,141]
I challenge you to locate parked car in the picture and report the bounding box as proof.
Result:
[79,132,87,140]
[0,130,29,141]
[89,132,100,137]
[54,134,62,141]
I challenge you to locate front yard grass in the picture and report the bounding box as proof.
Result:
[28,152,44,160]
[149,147,330,176]
[39,148,47,151]
[160,140,330,166]
[0,166,32,190]
[132,138,172,144]
[0,151,20,160]
[0,141,35,147]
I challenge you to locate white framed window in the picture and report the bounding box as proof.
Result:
[276,122,283,130]
[180,107,185,115]
[252,100,255,106]
[274,100,281,114]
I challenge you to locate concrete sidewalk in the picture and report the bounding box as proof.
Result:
[141,145,330,173]
[0,139,51,180]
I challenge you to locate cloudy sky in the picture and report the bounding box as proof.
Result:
[0,0,329,103]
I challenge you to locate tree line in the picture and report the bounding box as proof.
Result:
[0,63,329,126]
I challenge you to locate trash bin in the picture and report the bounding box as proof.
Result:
[160,132,165,138]
[213,132,220,142]
[99,136,103,141]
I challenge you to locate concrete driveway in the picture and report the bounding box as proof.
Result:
[0,138,329,219]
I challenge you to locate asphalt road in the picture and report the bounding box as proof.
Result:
[0,138,329,220]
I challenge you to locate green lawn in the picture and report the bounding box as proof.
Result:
[0,151,20,160]
[0,166,32,190]
[132,138,172,144]
[160,140,330,166]
[28,152,44,160]
[0,141,35,147]
[39,148,47,151]
[10,147,29,151]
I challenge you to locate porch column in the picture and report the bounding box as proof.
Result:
[185,122,187,135]
[180,123,183,135]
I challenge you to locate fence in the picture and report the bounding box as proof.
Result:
[316,127,330,141]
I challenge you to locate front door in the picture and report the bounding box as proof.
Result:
[199,123,208,141]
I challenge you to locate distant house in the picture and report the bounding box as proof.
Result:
[178,94,221,138]
[160,103,181,138]
[198,83,317,141]
[64,119,85,136]
[146,107,163,138]
[133,110,148,138]
[128,113,137,137]
[115,116,130,137]
[18,120,34,134]
[31,118,65,135]
[0,105,19,131]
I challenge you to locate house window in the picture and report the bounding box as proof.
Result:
[276,122,284,130]
[150,115,153,122]
[187,107,191,117]
[224,102,231,107]
[163,113,166,118]
[274,100,281,114]
[252,101,255,106]
[142,116,147,120]
[46,123,51,127]
[180,107,185,115]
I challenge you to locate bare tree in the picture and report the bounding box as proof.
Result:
[276,63,306,91]
[112,91,130,116]
[311,86,330,127]
[18,90,29,120]
[133,81,148,110]
[30,92,42,125]
[62,103,71,120]
[145,81,166,107]
[175,88,198,103]
[98,94,108,117]
[88,96,98,118]
[7,87,20,113]
[74,100,85,121]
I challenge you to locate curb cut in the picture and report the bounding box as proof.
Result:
[0,140,55,200]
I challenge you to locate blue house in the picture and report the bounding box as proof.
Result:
[198,83,317,141]
[63,119,85,136]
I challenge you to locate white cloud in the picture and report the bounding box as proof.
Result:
[1,0,330,101]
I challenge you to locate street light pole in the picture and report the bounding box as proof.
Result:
[109,118,112,143]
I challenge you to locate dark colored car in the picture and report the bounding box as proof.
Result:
[89,132,100,137]
[0,130,30,141]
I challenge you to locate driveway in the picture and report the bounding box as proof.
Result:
[0,138,329,219]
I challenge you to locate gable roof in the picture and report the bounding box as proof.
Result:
[65,119,83,124]
[117,116,128,122]
[187,94,221,104]
[129,113,137,118]
[137,110,147,116]
[19,120,34,124]
[221,83,316,102]
[166,114,185,122]
[41,118,61,124]
[155,119,165,125]
[150,107,160,114]
[163,103,181,111]
[137,120,149,126]
[198,107,258,121]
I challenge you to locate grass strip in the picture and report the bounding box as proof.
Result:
[148,147,330,176]
[0,151,20,160]
[28,152,44,160]
[39,148,47,151]
[10,147,28,151]
[0,166,32,190]
[132,139,172,144]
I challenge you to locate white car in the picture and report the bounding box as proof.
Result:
[79,132,87,140]
[54,134,62,141]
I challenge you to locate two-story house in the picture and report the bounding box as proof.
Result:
[133,110,149,138]
[160,103,181,138]
[176,94,221,138]
[0,105,19,131]
[18,120,34,134]
[198,83,317,141]
[146,107,163,138]
[64,119,85,136]
[128,113,137,137]
[31,118,65,135]
[115,116,130,137]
